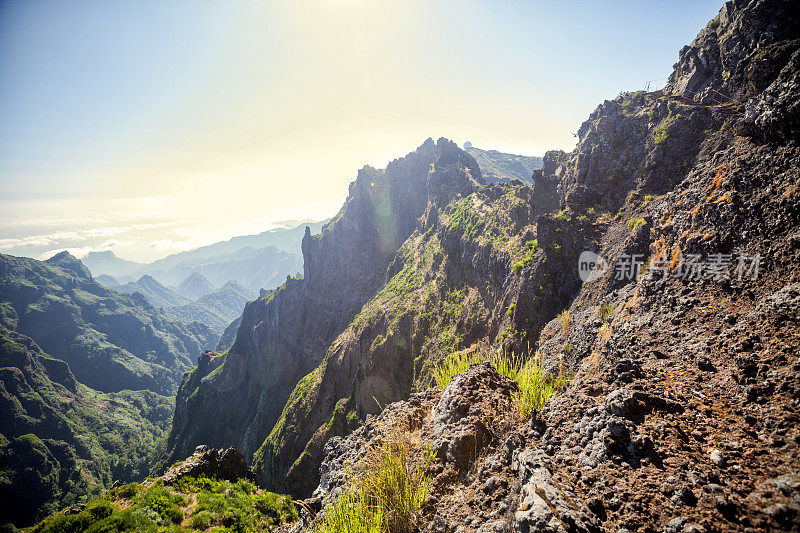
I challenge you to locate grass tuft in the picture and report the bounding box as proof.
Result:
[433,348,571,418]
[315,436,433,533]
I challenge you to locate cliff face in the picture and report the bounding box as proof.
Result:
[300,0,800,531]
[165,138,483,468]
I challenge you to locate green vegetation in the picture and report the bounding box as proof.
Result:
[0,252,216,396]
[30,477,298,533]
[0,325,175,527]
[598,303,615,322]
[29,476,297,533]
[433,349,571,418]
[445,198,484,241]
[315,438,432,533]
[627,217,645,232]
[652,108,680,146]
[512,239,540,275]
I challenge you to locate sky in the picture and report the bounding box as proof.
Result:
[0,0,722,262]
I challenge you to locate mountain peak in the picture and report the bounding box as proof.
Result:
[86,250,117,258]
[45,251,92,279]
[178,272,216,299]
[136,274,160,286]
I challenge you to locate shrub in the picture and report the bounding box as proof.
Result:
[108,483,139,500]
[190,510,212,530]
[133,486,183,525]
[83,509,157,533]
[85,500,115,521]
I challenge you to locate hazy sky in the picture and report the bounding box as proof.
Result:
[0,0,722,262]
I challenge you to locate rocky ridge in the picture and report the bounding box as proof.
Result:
[296,0,800,531]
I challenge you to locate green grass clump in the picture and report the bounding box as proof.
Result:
[498,357,570,418]
[627,217,645,232]
[314,484,382,533]
[598,303,615,322]
[433,348,481,390]
[315,438,432,533]
[433,349,571,418]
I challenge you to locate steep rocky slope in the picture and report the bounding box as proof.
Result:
[298,0,800,531]
[163,138,483,469]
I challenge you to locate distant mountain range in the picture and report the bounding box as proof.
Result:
[109,274,195,308]
[81,220,327,290]
[463,142,543,184]
[99,273,256,334]
[0,252,219,395]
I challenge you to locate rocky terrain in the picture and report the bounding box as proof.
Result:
[164,0,800,531]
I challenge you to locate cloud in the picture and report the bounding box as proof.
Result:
[0,231,85,250]
[37,247,94,260]
[148,239,196,252]
[33,239,134,261]
[82,222,174,238]
[99,239,133,248]
[0,223,175,252]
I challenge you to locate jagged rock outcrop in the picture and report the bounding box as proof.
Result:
[251,175,576,495]
[165,138,483,471]
[665,0,799,104]
[162,445,256,485]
